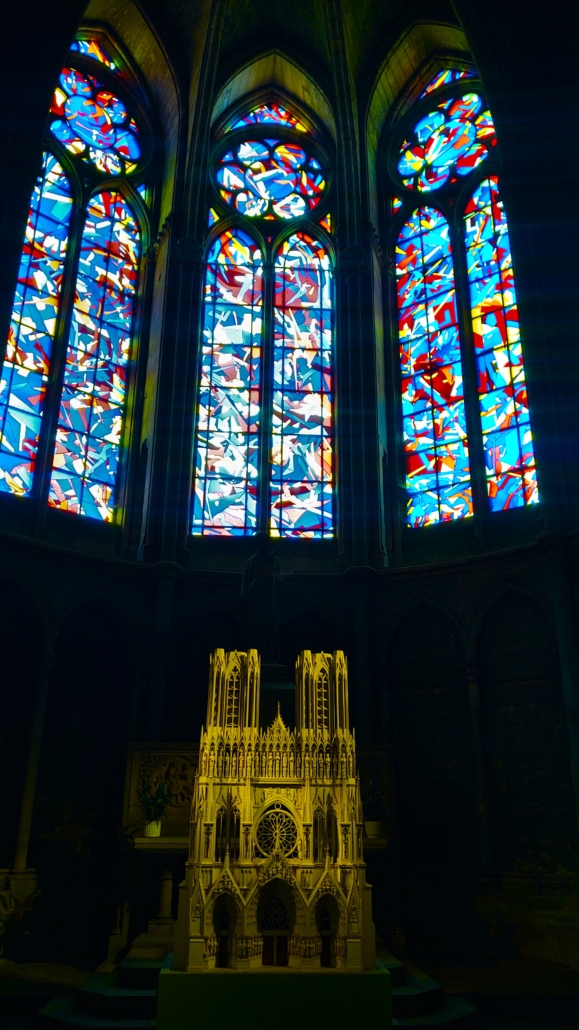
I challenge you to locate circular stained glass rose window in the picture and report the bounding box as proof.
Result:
[256,805,298,856]
[50,67,141,176]
[216,138,326,219]
[397,92,496,192]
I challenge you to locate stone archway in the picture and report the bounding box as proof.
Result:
[212,892,237,968]
[256,877,296,967]
[316,892,340,967]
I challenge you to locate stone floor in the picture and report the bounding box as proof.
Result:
[1,959,578,1029]
[0,1008,577,1029]
[430,957,578,1029]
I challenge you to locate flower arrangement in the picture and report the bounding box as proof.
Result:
[136,780,174,822]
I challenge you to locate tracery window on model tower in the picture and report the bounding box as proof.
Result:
[192,100,334,538]
[388,64,538,527]
[0,31,155,521]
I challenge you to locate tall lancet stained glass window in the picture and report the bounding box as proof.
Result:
[0,33,151,520]
[192,229,262,535]
[398,208,471,525]
[391,67,538,526]
[193,102,334,537]
[0,154,72,496]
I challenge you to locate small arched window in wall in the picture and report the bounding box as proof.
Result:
[0,33,153,520]
[313,808,325,861]
[192,103,334,537]
[388,67,538,527]
[214,804,241,862]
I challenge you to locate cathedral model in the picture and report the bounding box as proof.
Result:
[174,649,376,972]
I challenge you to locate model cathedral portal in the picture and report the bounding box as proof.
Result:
[174,649,376,971]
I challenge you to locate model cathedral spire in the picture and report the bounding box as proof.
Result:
[174,649,376,971]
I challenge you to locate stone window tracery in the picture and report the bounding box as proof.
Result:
[388,66,539,527]
[0,31,154,520]
[192,102,334,538]
[255,803,298,856]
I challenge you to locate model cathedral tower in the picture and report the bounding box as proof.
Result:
[174,649,376,972]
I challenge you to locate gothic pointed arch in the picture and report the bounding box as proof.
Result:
[0,23,166,525]
[211,51,336,142]
[192,89,335,537]
[477,592,578,873]
[381,54,538,527]
[368,25,470,142]
[387,601,479,871]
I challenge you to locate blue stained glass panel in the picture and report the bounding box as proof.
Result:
[419,68,477,98]
[230,104,309,133]
[271,233,334,537]
[0,152,72,496]
[216,139,325,220]
[50,66,141,176]
[193,229,262,535]
[49,191,140,520]
[396,207,472,526]
[397,92,496,192]
[70,38,116,69]
[465,176,538,509]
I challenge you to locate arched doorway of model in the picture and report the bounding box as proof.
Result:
[258,878,294,966]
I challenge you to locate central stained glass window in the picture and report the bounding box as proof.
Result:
[192,102,334,537]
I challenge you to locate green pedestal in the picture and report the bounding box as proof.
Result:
[157,967,391,1030]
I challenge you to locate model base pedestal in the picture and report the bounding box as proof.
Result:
[157,967,391,1030]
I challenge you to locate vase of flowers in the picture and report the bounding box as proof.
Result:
[137,780,174,837]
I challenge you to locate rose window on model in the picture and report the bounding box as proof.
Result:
[261,896,290,931]
[397,92,496,191]
[256,805,298,856]
[50,67,141,175]
[216,139,325,219]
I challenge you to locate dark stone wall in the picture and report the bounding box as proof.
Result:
[0,0,578,969]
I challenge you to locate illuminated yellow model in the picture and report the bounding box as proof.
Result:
[174,649,376,972]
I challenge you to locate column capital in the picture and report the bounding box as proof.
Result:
[338,244,371,281]
[173,235,204,268]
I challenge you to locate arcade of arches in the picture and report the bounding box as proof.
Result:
[1,0,579,980]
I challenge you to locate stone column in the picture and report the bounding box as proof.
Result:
[150,869,174,928]
[325,0,387,569]
[140,0,226,565]
[173,0,227,557]
[544,534,579,835]
[465,661,492,871]
[148,561,182,739]
[6,643,54,917]
[347,569,375,746]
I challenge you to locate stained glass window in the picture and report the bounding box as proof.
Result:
[0,153,72,496]
[271,233,333,537]
[231,104,308,133]
[0,33,149,522]
[193,101,334,537]
[216,140,325,219]
[419,68,476,98]
[49,192,140,518]
[193,229,262,535]
[397,208,471,526]
[397,93,496,191]
[465,177,538,509]
[391,67,538,526]
[70,38,116,69]
[50,67,141,176]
